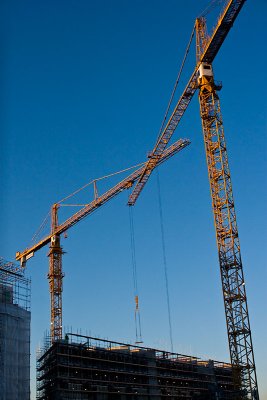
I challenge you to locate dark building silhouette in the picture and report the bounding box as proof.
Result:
[37,334,236,400]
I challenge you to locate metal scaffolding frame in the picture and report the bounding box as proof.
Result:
[0,257,30,311]
[37,333,236,400]
[0,257,31,399]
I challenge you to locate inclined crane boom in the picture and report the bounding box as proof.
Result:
[16,138,190,342]
[128,0,246,206]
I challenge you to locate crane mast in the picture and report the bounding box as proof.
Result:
[126,1,258,397]
[48,204,64,342]
[196,17,258,400]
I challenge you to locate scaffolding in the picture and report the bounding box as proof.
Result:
[0,257,30,311]
[0,257,31,400]
[37,333,236,400]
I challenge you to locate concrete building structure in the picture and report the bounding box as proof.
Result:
[37,334,236,400]
[0,258,31,400]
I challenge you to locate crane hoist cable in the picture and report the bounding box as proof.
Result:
[156,169,174,353]
[30,163,146,245]
[57,162,145,205]
[31,210,51,244]
[156,24,196,143]
[128,206,143,344]
[199,0,226,18]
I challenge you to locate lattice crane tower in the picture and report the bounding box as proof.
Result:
[196,15,258,400]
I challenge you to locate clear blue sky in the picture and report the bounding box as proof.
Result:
[1,1,266,398]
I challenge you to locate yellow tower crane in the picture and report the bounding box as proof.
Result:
[127,1,258,398]
[15,139,190,342]
[196,15,258,400]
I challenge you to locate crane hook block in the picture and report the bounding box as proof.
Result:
[135,295,139,309]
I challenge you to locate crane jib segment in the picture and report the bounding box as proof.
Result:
[128,72,198,205]
[127,0,246,206]
[16,138,190,263]
[200,0,246,63]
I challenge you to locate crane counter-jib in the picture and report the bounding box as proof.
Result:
[16,138,190,265]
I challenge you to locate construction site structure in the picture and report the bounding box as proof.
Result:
[37,333,236,400]
[0,257,31,400]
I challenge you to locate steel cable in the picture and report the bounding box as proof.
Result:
[156,24,196,145]
[156,169,174,353]
[57,162,145,205]
[129,206,142,344]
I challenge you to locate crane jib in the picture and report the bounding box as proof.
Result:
[16,139,190,264]
[201,0,246,64]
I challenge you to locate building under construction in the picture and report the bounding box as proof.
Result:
[37,334,236,400]
[0,257,31,400]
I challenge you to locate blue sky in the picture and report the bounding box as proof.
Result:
[1,0,266,398]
